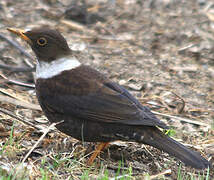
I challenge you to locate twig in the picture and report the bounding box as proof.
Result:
[60,19,96,34]
[0,33,34,61]
[0,72,35,88]
[60,19,120,41]
[0,94,41,110]
[152,111,209,127]
[170,91,185,113]
[23,58,34,68]
[150,169,171,179]
[0,63,35,72]
[178,44,195,53]
[0,107,40,130]
[107,164,129,171]
[22,121,63,163]
[7,79,35,88]
[109,174,131,180]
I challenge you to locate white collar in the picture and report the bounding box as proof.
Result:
[36,56,81,79]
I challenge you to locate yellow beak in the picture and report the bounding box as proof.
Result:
[7,28,32,44]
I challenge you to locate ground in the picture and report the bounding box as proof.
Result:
[0,0,213,179]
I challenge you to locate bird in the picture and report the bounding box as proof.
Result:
[7,27,210,169]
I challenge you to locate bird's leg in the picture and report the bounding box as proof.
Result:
[87,142,109,165]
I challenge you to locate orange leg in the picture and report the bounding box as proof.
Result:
[87,142,109,165]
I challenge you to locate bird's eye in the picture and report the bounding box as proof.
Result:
[37,37,47,46]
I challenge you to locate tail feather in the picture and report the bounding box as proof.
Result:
[134,127,210,169]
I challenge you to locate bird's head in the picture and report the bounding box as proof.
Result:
[7,27,71,62]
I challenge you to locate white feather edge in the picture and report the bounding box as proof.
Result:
[36,57,81,79]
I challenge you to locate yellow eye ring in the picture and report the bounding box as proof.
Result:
[37,37,47,46]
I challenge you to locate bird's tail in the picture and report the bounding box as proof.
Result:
[133,126,210,169]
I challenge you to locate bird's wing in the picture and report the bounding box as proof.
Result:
[37,66,167,129]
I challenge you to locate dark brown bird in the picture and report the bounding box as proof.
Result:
[8,27,210,169]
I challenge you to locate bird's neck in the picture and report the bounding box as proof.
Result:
[36,56,81,80]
